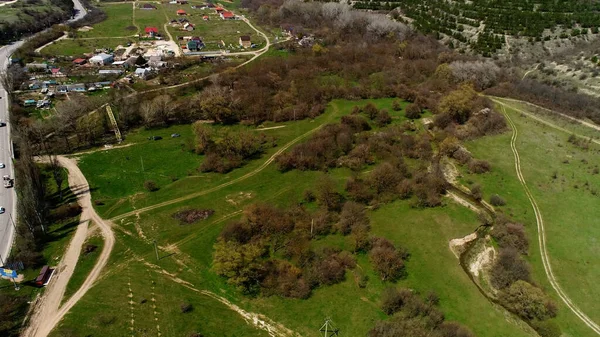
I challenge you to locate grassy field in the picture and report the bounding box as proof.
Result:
[44,98,547,336]
[163,3,264,51]
[61,230,105,304]
[78,3,135,38]
[135,3,169,37]
[462,102,600,337]
[42,37,134,57]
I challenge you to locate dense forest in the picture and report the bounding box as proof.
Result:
[0,0,74,44]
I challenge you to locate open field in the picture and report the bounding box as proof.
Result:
[43,37,134,56]
[462,102,600,337]
[61,231,104,304]
[163,3,264,51]
[78,3,135,38]
[46,98,545,336]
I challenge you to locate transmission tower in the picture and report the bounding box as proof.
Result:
[319,318,339,337]
[106,105,122,143]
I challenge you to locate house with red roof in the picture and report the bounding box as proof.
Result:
[145,27,159,37]
[72,58,87,65]
[220,11,235,20]
[202,15,209,21]
[177,9,186,15]
[215,6,224,12]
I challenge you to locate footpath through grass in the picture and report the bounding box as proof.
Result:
[55,98,541,336]
[463,103,600,337]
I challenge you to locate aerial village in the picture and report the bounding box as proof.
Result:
[12,0,275,118]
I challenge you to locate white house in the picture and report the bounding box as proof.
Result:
[89,53,114,65]
[135,67,152,79]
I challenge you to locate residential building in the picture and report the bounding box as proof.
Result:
[220,11,235,19]
[72,58,87,65]
[239,35,251,48]
[177,9,186,15]
[183,22,195,31]
[89,53,114,65]
[145,27,159,37]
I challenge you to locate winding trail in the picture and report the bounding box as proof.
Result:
[502,107,600,335]
[110,108,333,222]
[23,156,115,337]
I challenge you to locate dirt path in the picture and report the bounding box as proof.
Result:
[110,112,332,222]
[502,107,600,335]
[23,156,115,337]
[491,96,600,136]
[521,63,540,80]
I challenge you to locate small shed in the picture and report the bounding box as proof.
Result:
[239,35,251,48]
[183,22,194,31]
[135,67,152,79]
[73,58,87,65]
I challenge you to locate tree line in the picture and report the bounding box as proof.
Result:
[0,0,74,44]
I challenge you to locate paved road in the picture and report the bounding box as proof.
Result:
[0,41,23,265]
[0,0,86,264]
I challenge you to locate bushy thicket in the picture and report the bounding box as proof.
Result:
[488,216,559,335]
[213,178,409,298]
[193,122,276,173]
[371,287,475,337]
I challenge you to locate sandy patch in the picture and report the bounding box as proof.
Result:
[449,232,477,258]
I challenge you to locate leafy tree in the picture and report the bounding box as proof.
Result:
[500,280,558,321]
[213,238,266,294]
[437,84,478,124]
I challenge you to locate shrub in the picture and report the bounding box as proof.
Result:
[375,109,392,127]
[84,244,98,255]
[337,201,369,235]
[392,99,402,111]
[500,280,557,321]
[470,184,482,201]
[144,180,159,192]
[52,203,82,220]
[489,194,506,206]
[180,303,193,313]
[405,103,422,119]
[364,103,379,119]
[381,287,413,315]
[172,209,215,224]
[468,159,491,173]
[490,248,531,289]
[491,222,528,254]
[369,237,407,281]
[531,320,562,337]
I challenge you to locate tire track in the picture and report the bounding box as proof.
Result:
[502,106,600,335]
[110,109,337,222]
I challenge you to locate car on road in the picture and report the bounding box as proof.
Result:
[0,163,5,168]
[0,207,5,214]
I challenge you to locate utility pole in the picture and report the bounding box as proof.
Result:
[153,240,159,261]
[320,318,339,337]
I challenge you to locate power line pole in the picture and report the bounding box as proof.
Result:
[153,240,159,261]
[320,318,339,337]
